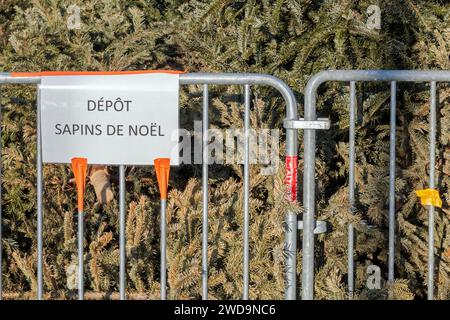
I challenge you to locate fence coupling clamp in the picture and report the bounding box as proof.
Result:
[284,118,330,130]
[298,220,327,234]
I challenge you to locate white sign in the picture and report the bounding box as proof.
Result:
[40,73,180,165]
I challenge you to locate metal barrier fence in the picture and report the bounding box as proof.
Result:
[302,70,450,300]
[0,72,303,300]
[2,70,448,300]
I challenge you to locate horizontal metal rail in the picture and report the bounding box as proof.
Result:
[303,70,450,300]
[0,72,299,300]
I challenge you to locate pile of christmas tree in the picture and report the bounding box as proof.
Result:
[0,0,448,299]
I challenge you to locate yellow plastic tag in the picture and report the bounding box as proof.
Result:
[415,189,442,208]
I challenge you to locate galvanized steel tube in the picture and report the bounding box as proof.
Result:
[428,81,437,300]
[243,84,251,300]
[348,81,356,298]
[202,84,209,300]
[78,210,84,300]
[160,199,167,300]
[37,86,44,300]
[302,77,320,300]
[388,81,397,284]
[119,165,126,300]
[0,86,2,300]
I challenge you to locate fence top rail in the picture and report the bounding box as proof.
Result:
[304,69,450,118]
[0,71,297,119]
[306,69,450,94]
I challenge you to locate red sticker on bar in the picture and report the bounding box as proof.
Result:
[285,156,298,202]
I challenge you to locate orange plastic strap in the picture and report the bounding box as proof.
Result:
[415,188,442,208]
[71,157,88,212]
[154,158,170,200]
[11,70,185,77]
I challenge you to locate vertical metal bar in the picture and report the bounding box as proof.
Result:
[160,199,167,300]
[78,209,84,300]
[285,165,297,301]
[243,84,250,300]
[302,85,317,300]
[36,86,43,300]
[388,81,397,285]
[348,81,356,298]
[202,84,209,300]
[285,194,297,300]
[119,165,126,300]
[0,86,2,300]
[427,81,437,300]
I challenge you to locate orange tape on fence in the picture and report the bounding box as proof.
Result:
[415,188,442,208]
[154,158,170,200]
[11,70,185,77]
[71,157,88,212]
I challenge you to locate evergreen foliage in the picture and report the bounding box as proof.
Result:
[0,0,448,299]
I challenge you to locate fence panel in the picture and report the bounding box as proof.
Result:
[0,72,299,300]
[302,70,450,300]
